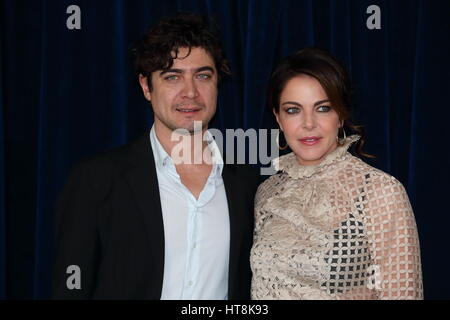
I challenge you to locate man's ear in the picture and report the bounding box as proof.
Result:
[138,74,152,101]
[273,109,283,131]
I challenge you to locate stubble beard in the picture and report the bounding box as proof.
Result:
[157,109,214,135]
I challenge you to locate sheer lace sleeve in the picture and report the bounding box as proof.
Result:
[364,174,423,299]
[253,173,289,235]
[253,177,275,236]
[254,183,266,235]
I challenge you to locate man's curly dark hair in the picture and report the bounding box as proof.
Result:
[131,13,231,90]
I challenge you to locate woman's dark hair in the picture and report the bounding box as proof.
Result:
[267,47,374,158]
[131,13,230,90]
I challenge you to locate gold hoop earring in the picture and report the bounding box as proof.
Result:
[337,127,347,144]
[276,130,288,150]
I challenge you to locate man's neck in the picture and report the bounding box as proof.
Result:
[154,122,212,166]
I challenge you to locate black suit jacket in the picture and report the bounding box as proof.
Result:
[52,130,260,299]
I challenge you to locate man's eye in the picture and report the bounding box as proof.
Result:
[317,105,331,112]
[165,75,179,81]
[196,74,212,80]
[285,107,300,114]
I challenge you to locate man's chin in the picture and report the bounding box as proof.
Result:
[172,123,206,135]
[182,119,209,132]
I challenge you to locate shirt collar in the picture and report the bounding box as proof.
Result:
[150,125,172,171]
[204,130,224,178]
[149,125,224,177]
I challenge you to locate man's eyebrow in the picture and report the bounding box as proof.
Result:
[195,66,215,73]
[159,66,215,76]
[159,69,183,76]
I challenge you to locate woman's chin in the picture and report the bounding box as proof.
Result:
[290,148,327,166]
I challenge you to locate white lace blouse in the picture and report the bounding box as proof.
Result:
[251,135,423,300]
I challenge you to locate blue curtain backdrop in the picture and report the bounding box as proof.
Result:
[1,0,450,299]
[0,20,6,299]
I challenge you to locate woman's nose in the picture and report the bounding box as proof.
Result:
[302,112,317,130]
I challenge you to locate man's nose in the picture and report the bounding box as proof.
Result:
[181,77,199,99]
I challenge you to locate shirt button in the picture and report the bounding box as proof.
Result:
[193,244,197,249]
[188,281,193,287]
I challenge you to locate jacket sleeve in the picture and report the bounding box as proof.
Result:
[51,161,101,299]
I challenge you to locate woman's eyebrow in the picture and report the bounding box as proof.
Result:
[281,101,302,107]
[281,99,330,107]
[314,99,330,106]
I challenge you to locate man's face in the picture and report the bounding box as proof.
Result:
[139,47,218,134]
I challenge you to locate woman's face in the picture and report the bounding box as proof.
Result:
[275,74,341,166]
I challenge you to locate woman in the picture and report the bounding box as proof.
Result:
[251,48,423,300]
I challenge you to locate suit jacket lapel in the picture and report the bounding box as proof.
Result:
[119,134,251,299]
[123,130,165,298]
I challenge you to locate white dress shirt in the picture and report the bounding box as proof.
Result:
[149,125,230,300]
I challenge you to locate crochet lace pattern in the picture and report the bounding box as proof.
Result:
[251,135,423,300]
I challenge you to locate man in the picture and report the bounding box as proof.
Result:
[52,13,260,299]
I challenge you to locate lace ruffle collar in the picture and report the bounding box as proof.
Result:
[272,135,360,179]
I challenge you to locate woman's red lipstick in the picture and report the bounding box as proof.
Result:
[299,136,321,146]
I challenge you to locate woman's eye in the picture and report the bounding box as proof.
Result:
[285,107,300,114]
[317,105,331,112]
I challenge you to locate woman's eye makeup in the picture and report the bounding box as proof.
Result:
[281,104,332,114]
[284,106,300,114]
[317,105,331,112]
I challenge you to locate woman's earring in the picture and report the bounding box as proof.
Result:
[337,127,347,144]
[276,130,288,150]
